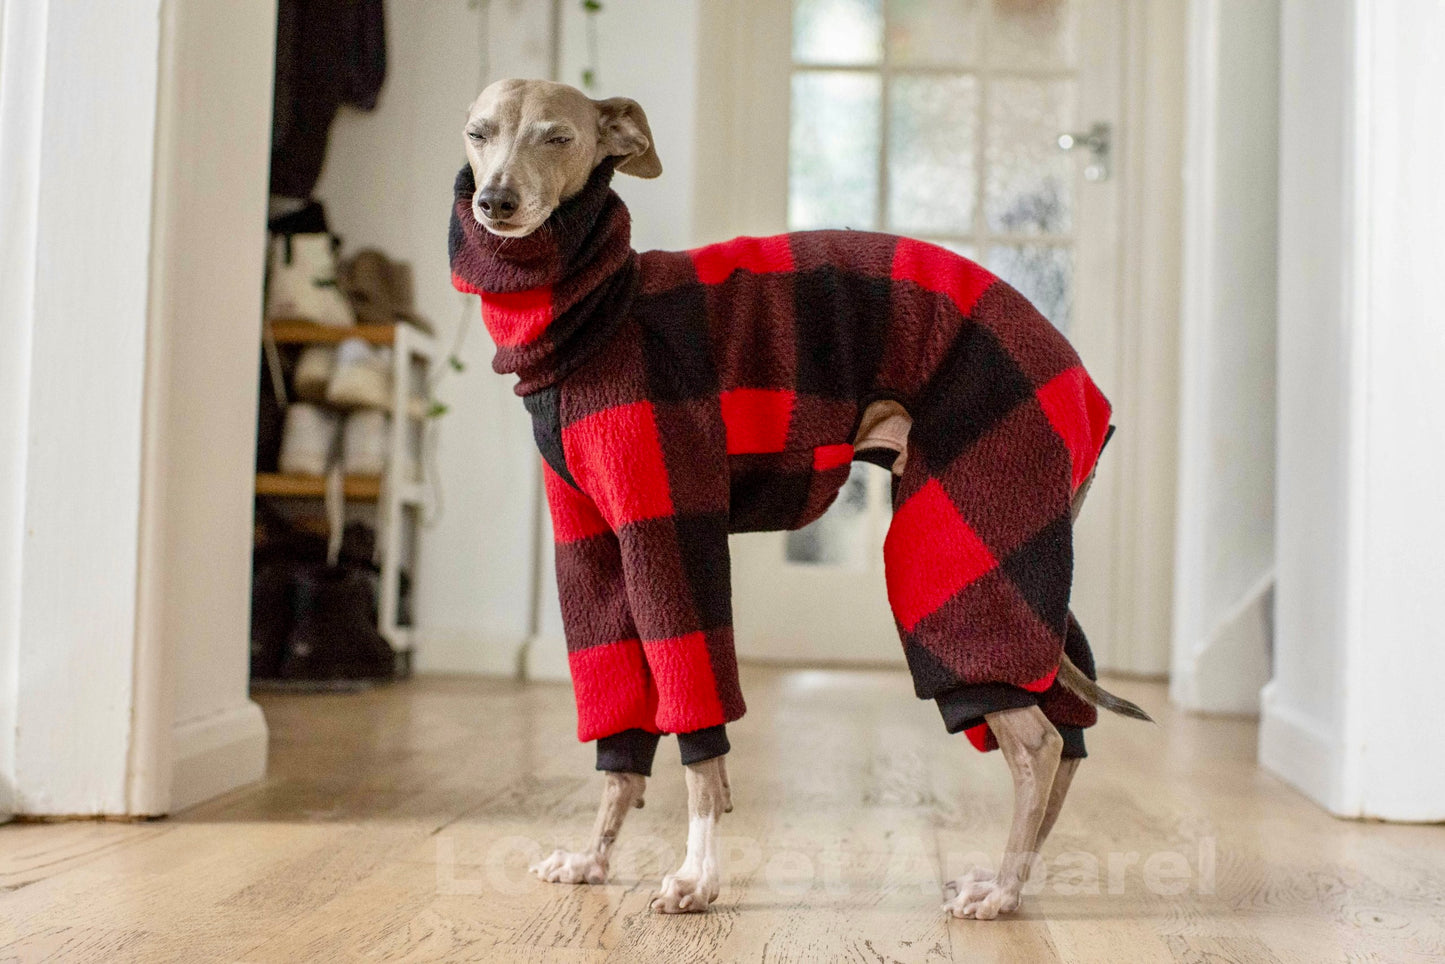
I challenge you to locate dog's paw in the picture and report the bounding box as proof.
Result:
[942,866,996,900]
[530,849,608,885]
[650,868,720,914]
[942,877,1021,920]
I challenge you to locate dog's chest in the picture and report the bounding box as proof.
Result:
[522,377,858,535]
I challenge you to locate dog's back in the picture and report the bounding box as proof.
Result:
[626,230,1107,537]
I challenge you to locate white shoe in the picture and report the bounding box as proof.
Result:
[278,403,339,476]
[342,411,389,476]
[266,233,356,327]
[293,345,335,402]
[326,338,393,409]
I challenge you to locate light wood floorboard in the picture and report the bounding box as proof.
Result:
[2,667,1444,962]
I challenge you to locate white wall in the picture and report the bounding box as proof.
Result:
[312,0,706,680]
[0,0,274,817]
[1171,0,1279,714]
[557,0,702,253]
[316,1,554,676]
[1262,0,1445,820]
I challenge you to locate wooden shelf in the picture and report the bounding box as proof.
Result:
[266,320,398,346]
[255,473,382,500]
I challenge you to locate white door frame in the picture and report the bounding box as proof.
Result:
[0,0,275,818]
[1169,0,1281,713]
[1103,0,1188,676]
[1262,0,1445,822]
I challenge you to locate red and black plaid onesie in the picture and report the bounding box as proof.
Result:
[451,161,1111,774]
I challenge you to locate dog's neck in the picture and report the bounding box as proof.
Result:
[449,158,638,395]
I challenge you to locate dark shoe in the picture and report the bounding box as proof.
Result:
[280,564,395,681]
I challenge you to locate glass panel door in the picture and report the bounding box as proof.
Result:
[731,0,1122,665]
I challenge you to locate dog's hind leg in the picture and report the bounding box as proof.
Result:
[1035,756,1080,847]
[531,771,646,885]
[944,754,1080,900]
[943,705,1062,920]
[651,756,728,913]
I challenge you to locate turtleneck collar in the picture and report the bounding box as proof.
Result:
[449,158,639,395]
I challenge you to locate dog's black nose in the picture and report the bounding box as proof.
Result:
[477,186,519,220]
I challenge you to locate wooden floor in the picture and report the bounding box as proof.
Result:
[2,667,1444,962]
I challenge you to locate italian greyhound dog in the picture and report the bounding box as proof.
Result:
[453,79,1149,919]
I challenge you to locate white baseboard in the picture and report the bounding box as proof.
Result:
[169,700,269,814]
[1257,682,1347,815]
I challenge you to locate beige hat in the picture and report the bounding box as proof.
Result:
[339,248,434,333]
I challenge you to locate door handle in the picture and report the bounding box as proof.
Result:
[1057,122,1111,182]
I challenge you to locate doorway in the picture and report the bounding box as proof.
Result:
[712,0,1162,671]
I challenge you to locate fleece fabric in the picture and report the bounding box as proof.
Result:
[450,161,1112,759]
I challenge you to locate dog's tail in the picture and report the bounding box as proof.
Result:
[1057,654,1153,722]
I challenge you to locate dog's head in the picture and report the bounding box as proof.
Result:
[463,79,661,237]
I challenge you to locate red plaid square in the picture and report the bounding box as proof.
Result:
[568,639,658,741]
[891,237,996,318]
[885,478,997,631]
[720,388,795,454]
[1035,366,1111,490]
[543,460,610,543]
[563,401,674,527]
[691,235,795,285]
[479,286,553,347]
[813,443,855,471]
[644,631,725,732]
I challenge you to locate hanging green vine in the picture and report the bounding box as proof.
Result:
[581,0,603,89]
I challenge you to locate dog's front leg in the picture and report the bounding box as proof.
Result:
[651,756,728,913]
[531,771,646,885]
[944,705,1062,920]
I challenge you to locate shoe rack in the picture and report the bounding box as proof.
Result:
[257,318,437,670]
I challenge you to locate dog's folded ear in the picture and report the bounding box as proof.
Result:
[593,97,662,179]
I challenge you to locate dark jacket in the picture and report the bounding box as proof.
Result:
[270,0,387,198]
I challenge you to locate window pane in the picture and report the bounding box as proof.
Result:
[984,77,1075,234]
[790,71,882,230]
[785,463,871,568]
[793,0,883,65]
[887,75,979,235]
[987,244,1073,332]
[988,0,1078,69]
[888,0,982,66]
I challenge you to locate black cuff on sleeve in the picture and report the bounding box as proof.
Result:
[935,682,1041,734]
[595,728,662,776]
[1058,725,1087,759]
[677,724,730,765]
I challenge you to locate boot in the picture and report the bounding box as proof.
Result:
[266,232,356,327]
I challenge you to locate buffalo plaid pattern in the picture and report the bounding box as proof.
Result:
[451,164,1111,755]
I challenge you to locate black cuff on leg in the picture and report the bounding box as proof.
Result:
[677,724,730,765]
[1058,726,1087,759]
[595,728,662,776]
[935,682,1040,734]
